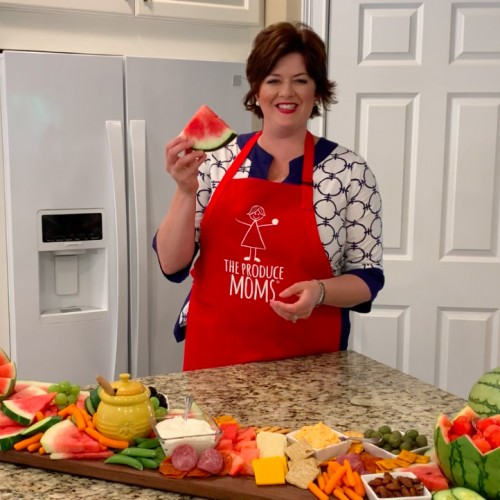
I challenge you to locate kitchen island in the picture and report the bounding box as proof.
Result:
[0,351,466,499]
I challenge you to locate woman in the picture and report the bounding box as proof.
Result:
[153,22,384,370]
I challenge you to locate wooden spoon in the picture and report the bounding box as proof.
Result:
[96,375,116,396]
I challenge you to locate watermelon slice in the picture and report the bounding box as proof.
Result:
[1,391,56,425]
[50,450,114,460]
[41,418,101,454]
[13,380,51,394]
[0,348,16,402]
[181,105,236,152]
[0,425,25,451]
[10,385,48,400]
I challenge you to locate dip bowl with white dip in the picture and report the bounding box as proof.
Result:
[153,412,222,456]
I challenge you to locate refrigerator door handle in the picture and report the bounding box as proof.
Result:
[105,121,129,379]
[129,120,149,377]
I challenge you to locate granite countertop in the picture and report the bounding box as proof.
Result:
[0,351,467,499]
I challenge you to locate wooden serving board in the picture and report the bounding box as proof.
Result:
[0,450,312,500]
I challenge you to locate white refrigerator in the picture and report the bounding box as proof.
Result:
[0,51,251,385]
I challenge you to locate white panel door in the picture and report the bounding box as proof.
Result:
[323,0,500,398]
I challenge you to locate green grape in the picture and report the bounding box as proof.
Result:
[155,407,168,418]
[150,396,160,410]
[54,392,68,406]
[47,384,59,393]
[67,394,78,405]
[69,384,81,396]
[58,380,71,393]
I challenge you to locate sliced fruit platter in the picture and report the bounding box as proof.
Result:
[1,346,500,500]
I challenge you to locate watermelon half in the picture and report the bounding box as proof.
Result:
[181,105,236,152]
[0,348,16,402]
[435,407,500,499]
[468,366,500,417]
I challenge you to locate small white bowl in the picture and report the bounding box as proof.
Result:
[153,412,222,456]
[361,471,431,500]
[286,428,351,462]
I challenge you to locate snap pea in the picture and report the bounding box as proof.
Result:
[119,446,158,458]
[105,454,144,471]
[137,457,159,469]
[154,446,166,465]
[137,438,160,449]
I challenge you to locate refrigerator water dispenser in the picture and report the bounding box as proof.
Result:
[37,209,108,324]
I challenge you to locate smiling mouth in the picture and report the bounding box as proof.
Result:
[276,103,297,110]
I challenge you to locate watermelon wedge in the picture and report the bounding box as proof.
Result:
[181,105,236,152]
[1,391,56,425]
[41,418,101,454]
[0,425,25,451]
[13,380,51,394]
[0,348,16,402]
[10,385,48,400]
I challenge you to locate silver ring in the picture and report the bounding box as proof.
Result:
[292,314,298,323]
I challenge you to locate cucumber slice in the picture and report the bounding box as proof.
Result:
[20,416,63,436]
[433,488,486,500]
[84,396,96,415]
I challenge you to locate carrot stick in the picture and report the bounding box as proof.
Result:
[333,487,350,500]
[308,481,329,500]
[58,404,77,418]
[84,427,128,449]
[342,486,364,500]
[27,442,42,453]
[317,473,326,492]
[327,460,342,477]
[79,407,94,428]
[14,432,44,451]
[38,446,46,454]
[343,459,356,487]
[35,411,45,422]
[353,471,365,497]
[325,465,346,495]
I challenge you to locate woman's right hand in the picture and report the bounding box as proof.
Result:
[165,135,207,194]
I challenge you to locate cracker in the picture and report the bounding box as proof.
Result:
[285,457,319,489]
[285,439,315,461]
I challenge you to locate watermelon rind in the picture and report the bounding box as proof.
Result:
[20,415,62,437]
[1,392,56,426]
[0,426,25,451]
[0,376,16,402]
[434,409,500,500]
[468,366,500,417]
[0,347,10,366]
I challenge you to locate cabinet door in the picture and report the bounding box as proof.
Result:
[0,0,134,15]
[135,0,263,26]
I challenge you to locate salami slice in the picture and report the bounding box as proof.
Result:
[197,448,224,474]
[171,444,198,472]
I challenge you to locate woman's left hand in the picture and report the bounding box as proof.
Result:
[269,280,322,323]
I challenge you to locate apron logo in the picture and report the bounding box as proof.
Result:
[223,204,283,302]
[236,204,279,263]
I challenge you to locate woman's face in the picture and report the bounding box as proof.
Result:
[256,52,317,134]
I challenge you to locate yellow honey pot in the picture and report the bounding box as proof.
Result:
[94,373,153,443]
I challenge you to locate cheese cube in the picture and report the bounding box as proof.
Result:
[252,456,287,485]
[256,431,287,458]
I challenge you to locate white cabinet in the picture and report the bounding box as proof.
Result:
[135,0,263,26]
[0,0,134,16]
[0,0,263,25]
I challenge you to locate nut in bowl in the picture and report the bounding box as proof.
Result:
[153,411,222,456]
[361,471,431,500]
[286,422,351,462]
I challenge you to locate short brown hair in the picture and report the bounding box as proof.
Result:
[244,22,336,119]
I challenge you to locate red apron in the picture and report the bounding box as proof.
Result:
[184,131,341,370]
